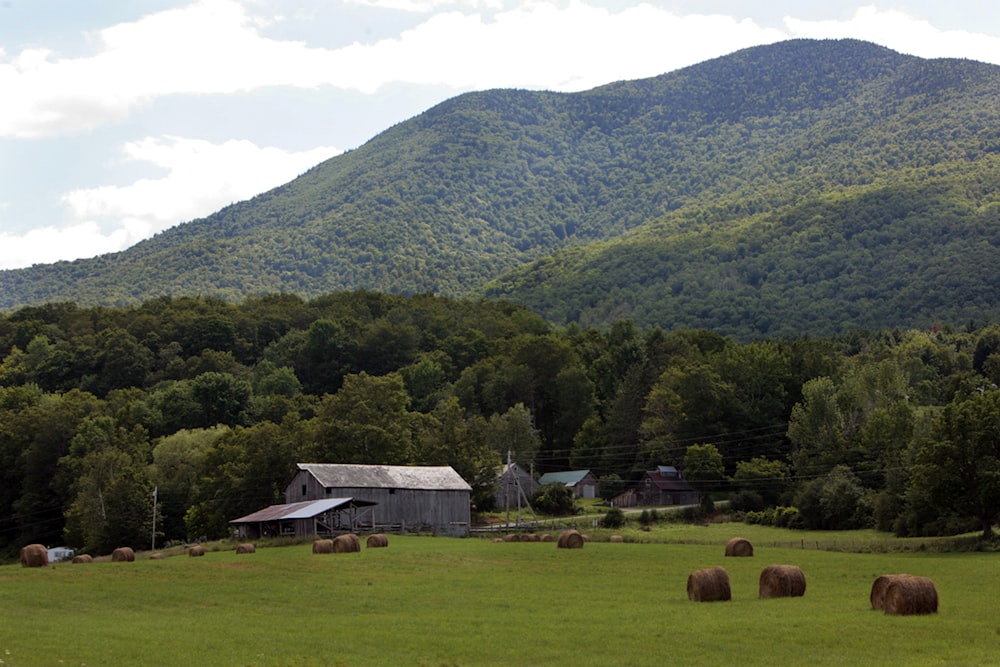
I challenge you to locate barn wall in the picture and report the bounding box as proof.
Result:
[285,470,328,503]
[332,487,470,534]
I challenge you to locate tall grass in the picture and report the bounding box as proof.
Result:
[1,535,997,666]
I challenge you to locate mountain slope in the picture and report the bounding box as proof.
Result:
[482,157,1000,338]
[2,39,1000,338]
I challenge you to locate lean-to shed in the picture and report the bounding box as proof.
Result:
[230,497,377,540]
[286,463,473,536]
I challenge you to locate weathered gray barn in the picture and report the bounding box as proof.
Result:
[495,462,539,511]
[286,463,473,536]
[610,466,701,508]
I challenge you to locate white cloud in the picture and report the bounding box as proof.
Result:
[0,221,140,270]
[784,6,1000,63]
[0,137,339,270]
[4,1,999,140]
[331,3,789,93]
[0,0,340,138]
[344,0,503,12]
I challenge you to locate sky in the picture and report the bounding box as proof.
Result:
[1,1,999,270]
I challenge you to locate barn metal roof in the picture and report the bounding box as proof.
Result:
[229,497,376,524]
[297,463,472,491]
[538,470,593,487]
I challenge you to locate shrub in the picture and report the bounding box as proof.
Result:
[729,490,766,513]
[601,507,626,528]
[680,505,707,523]
[744,506,801,528]
[532,484,577,515]
[794,465,872,530]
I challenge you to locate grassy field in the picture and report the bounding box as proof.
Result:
[1,527,998,666]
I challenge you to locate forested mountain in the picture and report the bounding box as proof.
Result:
[3,39,1000,339]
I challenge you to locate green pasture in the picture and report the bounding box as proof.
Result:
[1,530,997,666]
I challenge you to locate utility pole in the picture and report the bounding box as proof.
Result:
[505,450,512,527]
[151,486,158,551]
[514,469,538,525]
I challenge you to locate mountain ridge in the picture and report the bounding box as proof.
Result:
[3,38,1000,338]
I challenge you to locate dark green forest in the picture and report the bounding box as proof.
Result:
[3,293,1000,558]
[3,40,1000,338]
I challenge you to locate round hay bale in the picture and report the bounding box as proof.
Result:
[492,537,504,543]
[687,566,732,602]
[111,547,135,562]
[758,565,807,598]
[870,574,907,610]
[609,535,624,543]
[366,534,389,549]
[20,544,48,567]
[235,543,256,554]
[539,534,553,542]
[188,545,206,557]
[71,553,93,564]
[725,537,754,557]
[522,533,540,542]
[503,533,521,542]
[312,539,334,554]
[882,575,938,615]
[332,533,361,553]
[870,574,936,611]
[557,529,585,549]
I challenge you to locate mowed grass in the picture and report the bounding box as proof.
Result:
[1,534,998,666]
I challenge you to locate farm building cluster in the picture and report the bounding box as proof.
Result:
[231,463,701,539]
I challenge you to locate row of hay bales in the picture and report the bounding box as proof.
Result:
[494,533,554,542]
[491,530,591,546]
[20,544,103,566]
[686,565,807,602]
[686,564,936,616]
[312,533,390,554]
[687,565,936,614]
[20,534,391,566]
[20,542,251,565]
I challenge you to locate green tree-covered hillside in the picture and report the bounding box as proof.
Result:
[2,39,1000,338]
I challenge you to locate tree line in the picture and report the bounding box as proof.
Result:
[2,292,999,557]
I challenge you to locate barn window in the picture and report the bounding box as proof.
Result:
[389,488,396,495]
[301,484,307,497]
